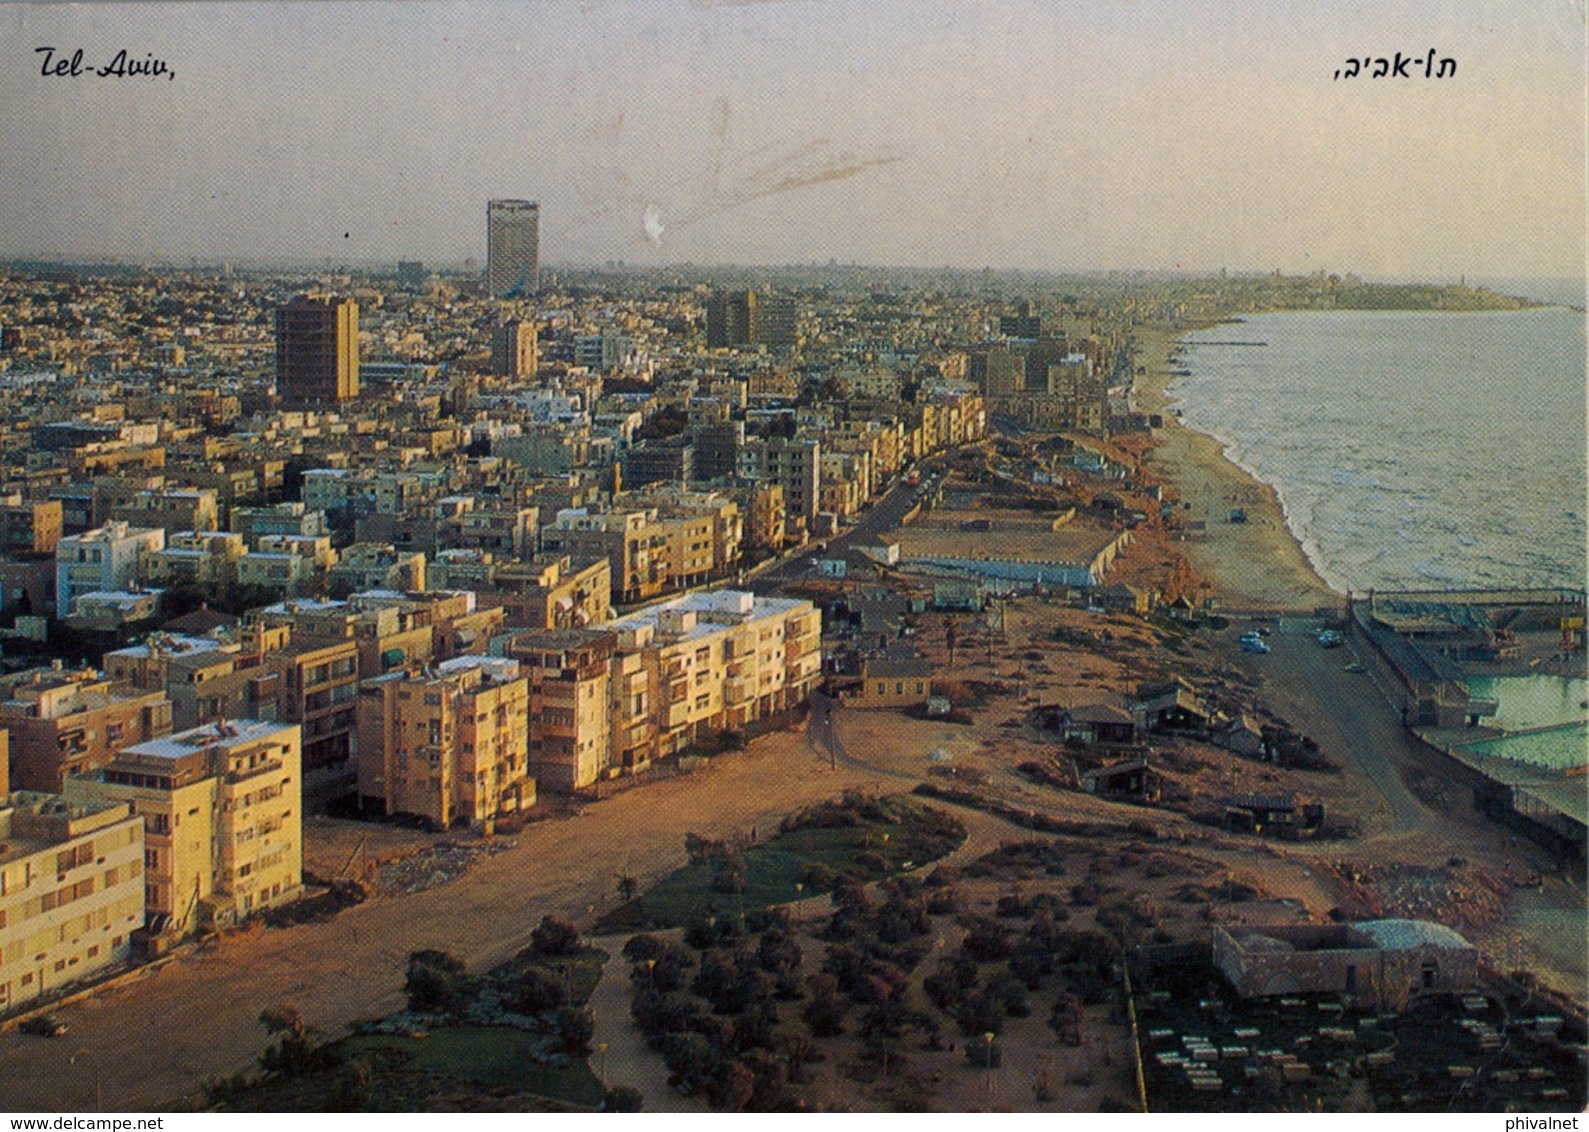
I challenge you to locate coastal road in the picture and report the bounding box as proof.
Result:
[1241,618,1431,836]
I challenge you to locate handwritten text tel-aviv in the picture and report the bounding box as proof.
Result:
[1335,50,1455,80]
[36,47,175,81]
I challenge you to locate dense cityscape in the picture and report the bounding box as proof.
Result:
[0,197,1581,1115]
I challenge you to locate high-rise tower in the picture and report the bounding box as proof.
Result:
[275,294,359,407]
[487,199,540,299]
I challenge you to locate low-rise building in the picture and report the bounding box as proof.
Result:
[0,667,173,792]
[610,589,821,756]
[140,530,246,590]
[1213,920,1479,1006]
[0,792,145,1010]
[855,653,933,709]
[327,543,425,595]
[66,720,304,937]
[356,657,533,827]
[54,521,165,616]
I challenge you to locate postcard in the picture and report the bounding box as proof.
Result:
[0,0,1583,1119]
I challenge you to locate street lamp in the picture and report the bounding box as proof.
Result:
[597,1041,609,1084]
[70,1048,101,1111]
[982,1032,996,1111]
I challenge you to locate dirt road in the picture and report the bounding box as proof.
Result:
[0,729,884,1112]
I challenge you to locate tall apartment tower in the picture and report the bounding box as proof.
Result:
[491,319,539,379]
[275,295,359,407]
[706,289,796,348]
[487,199,540,299]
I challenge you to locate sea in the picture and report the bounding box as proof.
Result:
[1168,305,1586,596]
[1167,303,1587,762]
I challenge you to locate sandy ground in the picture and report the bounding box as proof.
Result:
[0,727,886,1112]
[1134,325,1342,612]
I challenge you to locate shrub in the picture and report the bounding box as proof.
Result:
[964,1037,1003,1068]
[798,862,839,892]
[602,1086,645,1112]
[530,915,582,958]
[685,832,730,866]
[506,968,566,1015]
[403,950,468,1014]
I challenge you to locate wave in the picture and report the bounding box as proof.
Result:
[1174,308,1586,593]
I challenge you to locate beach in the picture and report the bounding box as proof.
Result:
[1134,324,1344,611]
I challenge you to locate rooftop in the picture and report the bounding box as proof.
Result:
[121,719,295,761]
[612,588,810,643]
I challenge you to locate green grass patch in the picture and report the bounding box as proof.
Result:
[596,793,965,932]
[344,1028,605,1106]
[205,1026,603,1112]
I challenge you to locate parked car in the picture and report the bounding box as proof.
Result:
[19,1014,67,1037]
[1239,634,1271,654]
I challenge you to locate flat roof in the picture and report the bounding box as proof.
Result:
[611,588,810,643]
[106,634,227,660]
[122,719,295,761]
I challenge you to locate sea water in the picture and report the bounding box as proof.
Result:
[1169,306,1586,596]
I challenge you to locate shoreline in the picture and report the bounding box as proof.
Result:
[1132,320,1345,612]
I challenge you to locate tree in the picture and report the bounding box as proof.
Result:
[506,968,566,1015]
[616,873,640,904]
[555,1007,595,1057]
[403,950,468,1014]
[531,915,582,958]
[602,1085,645,1112]
[328,1059,372,1111]
[257,1004,327,1077]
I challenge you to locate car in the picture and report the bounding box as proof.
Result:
[1239,634,1270,654]
[1344,661,1367,674]
[1317,630,1344,649]
[19,1013,67,1037]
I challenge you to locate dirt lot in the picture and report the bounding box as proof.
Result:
[0,725,887,1112]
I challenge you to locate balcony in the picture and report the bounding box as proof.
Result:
[225,758,284,786]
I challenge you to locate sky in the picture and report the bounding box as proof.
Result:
[1,0,1584,280]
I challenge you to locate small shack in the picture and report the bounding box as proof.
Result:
[856,652,934,710]
[1132,677,1210,734]
[1221,792,1324,839]
[1080,757,1159,801]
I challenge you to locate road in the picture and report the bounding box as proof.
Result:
[1239,617,1431,836]
[0,729,888,1112]
[749,458,946,591]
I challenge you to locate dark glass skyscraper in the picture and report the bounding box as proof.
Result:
[487,199,540,299]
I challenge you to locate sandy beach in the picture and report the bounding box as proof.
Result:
[1134,323,1344,611]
